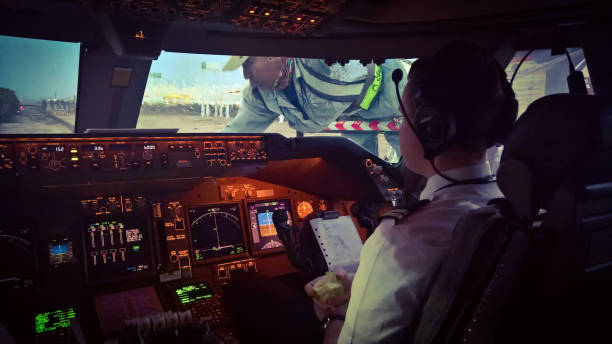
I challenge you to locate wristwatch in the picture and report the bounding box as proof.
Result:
[321,314,346,330]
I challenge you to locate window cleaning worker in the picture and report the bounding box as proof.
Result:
[220,56,409,156]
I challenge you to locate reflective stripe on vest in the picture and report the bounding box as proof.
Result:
[359,64,382,110]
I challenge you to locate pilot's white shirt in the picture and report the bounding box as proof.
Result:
[338,162,503,344]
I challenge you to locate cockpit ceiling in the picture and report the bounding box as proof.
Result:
[0,0,600,57]
[1,0,597,33]
[345,0,592,24]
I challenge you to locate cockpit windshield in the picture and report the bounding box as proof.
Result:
[0,37,593,165]
[0,35,80,134]
[137,52,410,163]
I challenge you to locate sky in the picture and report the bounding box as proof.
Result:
[0,34,246,102]
[150,51,246,87]
[0,35,80,101]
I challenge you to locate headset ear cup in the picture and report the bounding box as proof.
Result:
[414,106,453,160]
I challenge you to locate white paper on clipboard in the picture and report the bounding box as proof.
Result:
[309,215,363,273]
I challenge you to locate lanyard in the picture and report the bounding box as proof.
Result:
[434,175,497,193]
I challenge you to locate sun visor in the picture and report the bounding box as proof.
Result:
[100,16,165,60]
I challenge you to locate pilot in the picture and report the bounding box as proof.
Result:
[304,40,518,343]
[220,56,409,156]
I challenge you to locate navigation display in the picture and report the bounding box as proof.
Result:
[247,200,292,252]
[175,281,213,304]
[188,204,244,261]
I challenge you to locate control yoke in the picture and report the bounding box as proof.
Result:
[272,210,328,277]
[350,201,378,238]
[272,210,302,269]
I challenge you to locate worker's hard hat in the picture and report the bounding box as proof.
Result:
[223,56,249,71]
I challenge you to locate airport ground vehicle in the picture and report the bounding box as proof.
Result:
[0,0,611,343]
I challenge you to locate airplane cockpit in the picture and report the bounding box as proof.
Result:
[1,0,611,343]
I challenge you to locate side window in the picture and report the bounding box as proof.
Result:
[505,48,593,115]
[0,35,80,134]
[488,48,593,172]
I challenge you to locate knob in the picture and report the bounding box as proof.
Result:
[49,159,62,171]
[135,197,147,209]
[142,150,153,160]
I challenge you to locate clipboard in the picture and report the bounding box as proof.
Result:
[309,213,363,273]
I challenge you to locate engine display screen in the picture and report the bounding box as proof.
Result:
[247,200,292,252]
[48,238,73,266]
[83,215,153,283]
[188,204,244,261]
[175,281,213,304]
[34,307,76,334]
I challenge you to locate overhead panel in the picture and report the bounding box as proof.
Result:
[81,0,347,35]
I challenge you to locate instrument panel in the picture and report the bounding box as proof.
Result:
[2,136,267,177]
[0,133,400,343]
[1,180,332,343]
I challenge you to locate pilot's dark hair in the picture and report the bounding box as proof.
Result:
[407,40,516,152]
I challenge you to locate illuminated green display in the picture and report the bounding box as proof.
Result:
[175,282,213,304]
[34,308,76,334]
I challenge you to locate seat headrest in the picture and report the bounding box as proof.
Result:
[498,94,612,219]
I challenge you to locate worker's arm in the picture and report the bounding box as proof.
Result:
[221,84,278,133]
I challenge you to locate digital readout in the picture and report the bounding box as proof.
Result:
[109,144,131,151]
[142,144,156,150]
[175,282,213,304]
[82,145,105,152]
[41,145,66,152]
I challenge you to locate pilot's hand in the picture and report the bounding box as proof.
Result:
[304,269,354,321]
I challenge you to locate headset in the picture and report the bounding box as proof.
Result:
[392,58,518,184]
[393,63,518,161]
